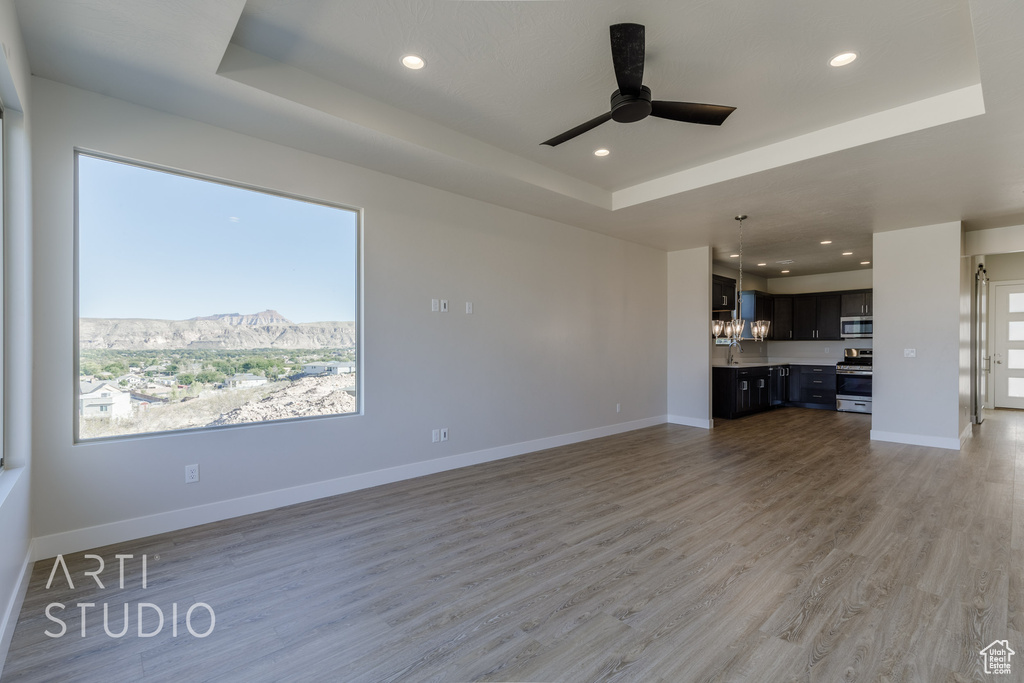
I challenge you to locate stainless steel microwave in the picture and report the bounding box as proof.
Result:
[840,316,872,338]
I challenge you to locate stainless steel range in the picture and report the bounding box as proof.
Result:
[836,348,872,413]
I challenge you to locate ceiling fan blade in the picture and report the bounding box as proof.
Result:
[650,100,736,126]
[610,23,645,96]
[541,111,613,146]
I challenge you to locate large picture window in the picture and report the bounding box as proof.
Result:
[75,153,360,441]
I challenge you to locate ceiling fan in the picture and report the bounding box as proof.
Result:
[541,23,736,147]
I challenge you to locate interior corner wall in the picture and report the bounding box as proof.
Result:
[667,247,711,428]
[29,77,669,556]
[0,0,35,670]
[871,222,962,449]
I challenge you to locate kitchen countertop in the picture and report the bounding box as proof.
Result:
[712,357,839,368]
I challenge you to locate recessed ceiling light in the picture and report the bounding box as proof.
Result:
[401,54,426,70]
[781,270,791,274]
[757,263,767,267]
[594,148,610,157]
[820,240,832,245]
[861,261,871,265]
[830,52,857,67]
[729,254,740,258]
[842,252,853,256]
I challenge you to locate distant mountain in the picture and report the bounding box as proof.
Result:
[80,311,355,350]
[189,309,292,326]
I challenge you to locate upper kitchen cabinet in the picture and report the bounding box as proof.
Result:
[841,290,873,317]
[793,294,842,340]
[712,275,736,317]
[739,290,773,327]
[772,296,793,340]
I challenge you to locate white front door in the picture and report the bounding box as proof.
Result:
[992,282,1024,409]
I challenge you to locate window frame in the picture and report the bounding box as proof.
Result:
[0,103,5,469]
[73,150,363,444]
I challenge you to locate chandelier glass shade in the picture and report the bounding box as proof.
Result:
[713,215,770,343]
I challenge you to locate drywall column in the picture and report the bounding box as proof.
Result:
[667,246,712,428]
[871,222,962,449]
[0,0,34,669]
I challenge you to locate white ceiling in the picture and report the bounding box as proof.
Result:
[13,0,1024,277]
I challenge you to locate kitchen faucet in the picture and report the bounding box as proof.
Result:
[726,338,743,365]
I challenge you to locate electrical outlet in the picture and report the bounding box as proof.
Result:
[431,299,439,312]
[185,464,199,484]
[432,429,439,443]
[616,403,621,413]
[904,348,917,358]
[465,302,473,314]
[440,427,449,442]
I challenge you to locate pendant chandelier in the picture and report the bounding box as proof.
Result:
[712,215,770,343]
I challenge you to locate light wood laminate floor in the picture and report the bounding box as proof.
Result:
[3,408,1021,682]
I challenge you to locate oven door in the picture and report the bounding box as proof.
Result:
[836,370,872,413]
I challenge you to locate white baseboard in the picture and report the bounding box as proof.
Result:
[959,423,972,448]
[870,429,962,451]
[667,414,712,429]
[32,416,667,561]
[0,545,33,678]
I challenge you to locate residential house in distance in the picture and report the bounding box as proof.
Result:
[78,380,132,420]
[302,361,355,376]
[115,374,144,388]
[225,373,269,389]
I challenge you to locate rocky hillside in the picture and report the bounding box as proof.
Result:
[207,375,356,426]
[80,310,355,350]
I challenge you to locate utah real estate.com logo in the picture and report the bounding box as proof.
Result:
[980,639,1014,675]
[43,553,215,639]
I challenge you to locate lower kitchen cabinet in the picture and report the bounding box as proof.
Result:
[713,366,771,419]
[714,363,837,419]
[787,365,836,409]
[770,365,790,406]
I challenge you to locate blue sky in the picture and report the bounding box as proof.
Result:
[77,154,358,323]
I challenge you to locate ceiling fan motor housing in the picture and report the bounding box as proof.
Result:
[611,86,652,123]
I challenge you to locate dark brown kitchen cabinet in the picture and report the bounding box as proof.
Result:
[771,296,793,340]
[841,290,873,317]
[770,365,790,406]
[787,365,836,409]
[793,294,842,340]
[712,275,736,316]
[713,366,771,419]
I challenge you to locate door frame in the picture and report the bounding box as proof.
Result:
[988,278,1024,408]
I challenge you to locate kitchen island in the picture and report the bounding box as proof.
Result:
[712,358,838,419]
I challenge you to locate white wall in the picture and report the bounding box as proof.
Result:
[29,78,668,555]
[766,269,872,294]
[964,224,1024,256]
[982,251,1024,280]
[0,0,34,668]
[668,247,711,427]
[871,222,963,449]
